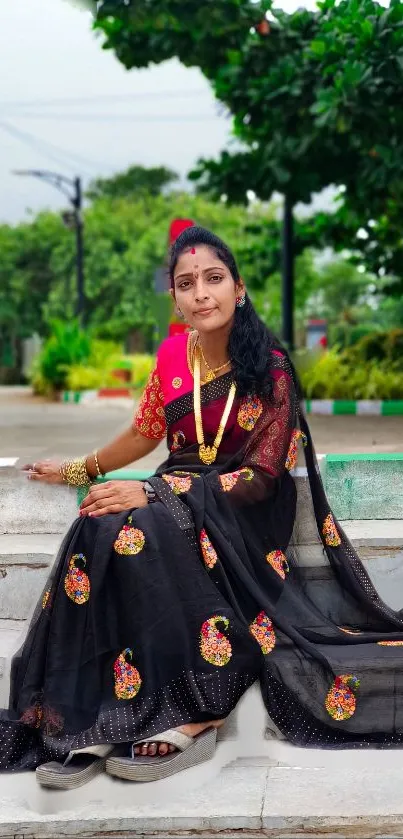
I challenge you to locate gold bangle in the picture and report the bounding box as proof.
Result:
[93,450,103,478]
[59,457,90,487]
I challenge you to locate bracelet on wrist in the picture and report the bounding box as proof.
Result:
[93,450,104,478]
[59,457,91,487]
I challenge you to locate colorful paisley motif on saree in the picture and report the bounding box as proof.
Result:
[200,616,232,666]
[322,513,342,547]
[19,703,64,735]
[250,612,276,654]
[20,702,43,729]
[200,529,218,569]
[171,430,186,453]
[237,395,263,431]
[64,553,90,604]
[162,473,192,494]
[285,429,308,471]
[42,589,51,610]
[114,648,142,700]
[325,674,360,721]
[266,550,289,580]
[114,525,145,556]
[219,467,254,492]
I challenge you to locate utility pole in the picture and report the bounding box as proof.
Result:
[73,176,85,322]
[281,193,295,352]
[13,170,86,325]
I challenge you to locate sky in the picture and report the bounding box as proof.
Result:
[0,0,322,223]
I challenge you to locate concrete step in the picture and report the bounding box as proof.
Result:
[325,453,403,520]
[0,460,77,535]
[0,534,62,620]
[3,749,403,837]
[0,618,26,707]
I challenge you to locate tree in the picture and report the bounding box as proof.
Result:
[39,191,283,342]
[0,213,70,381]
[94,0,403,345]
[86,164,179,201]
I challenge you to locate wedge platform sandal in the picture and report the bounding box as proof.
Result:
[106,727,217,782]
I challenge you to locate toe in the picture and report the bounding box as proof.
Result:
[158,743,169,755]
[140,743,148,756]
[148,743,158,756]
[168,744,176,753]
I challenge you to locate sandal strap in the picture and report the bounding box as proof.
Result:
[131,729,193,755]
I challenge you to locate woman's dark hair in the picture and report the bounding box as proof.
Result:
[169,225,303,401]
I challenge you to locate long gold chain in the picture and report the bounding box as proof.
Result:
[194,349,236,465]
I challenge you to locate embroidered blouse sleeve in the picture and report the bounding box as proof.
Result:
[133,365,167,440]
[216,366,296,506]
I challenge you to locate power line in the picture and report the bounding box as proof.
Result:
[0,120,109,175]
[0,88,209,111]
[0,121,82,175]
[4,112,227,123]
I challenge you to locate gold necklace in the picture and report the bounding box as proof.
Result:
[197,338,231,383]
[194,349,236,465]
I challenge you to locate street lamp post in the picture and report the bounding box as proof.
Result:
[13,170,86,324]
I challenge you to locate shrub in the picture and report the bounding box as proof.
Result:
[299,348,403,400]
[126,354,155,391]
[35,319,91,392]
[65,365,123,391]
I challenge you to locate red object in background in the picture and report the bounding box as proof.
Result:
[319,335,328,348]
[256,19,270,35]
[112,369,131,383]
[168,323,189,337]
[169,219,194,245]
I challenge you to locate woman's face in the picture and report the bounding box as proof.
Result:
[172,245,242,334]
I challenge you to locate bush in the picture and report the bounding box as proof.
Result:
[329,322,379,349]
[126,354,154,391]
[65,353,154,392]
[298,347,403,399]
[351,329,403,367]
[65,365,123,391]
[34,320,91,392]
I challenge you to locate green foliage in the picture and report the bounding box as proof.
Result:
[351,329,403,367]
[126,354,155,390]
[66,365,121,390]
[64,352,154,391]
[35,319,91,392]
[299,347,403,400]
[94,0,403,289]
[86,165,179,201]
[328,322,377,348]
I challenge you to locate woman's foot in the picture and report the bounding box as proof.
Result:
[133,719,225,757]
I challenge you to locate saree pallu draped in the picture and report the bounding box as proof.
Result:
[2,341,403,773]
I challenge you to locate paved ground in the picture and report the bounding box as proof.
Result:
[0,388,401,466]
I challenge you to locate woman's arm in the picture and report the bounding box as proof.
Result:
[23,424,162,484]
[85,425,161,478]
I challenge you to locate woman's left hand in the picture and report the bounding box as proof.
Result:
[79,480,148,517]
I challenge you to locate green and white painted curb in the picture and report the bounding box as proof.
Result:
[63,392,403,415]
[304,400,403,415]
[62,389,132,403]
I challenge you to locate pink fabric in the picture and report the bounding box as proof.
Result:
[157,334,192,405]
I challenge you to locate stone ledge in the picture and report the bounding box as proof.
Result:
[3,754,403,838]
[0,534,61,563]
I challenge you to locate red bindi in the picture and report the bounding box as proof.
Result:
[190,247,196,254]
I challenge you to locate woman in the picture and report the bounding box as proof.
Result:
[1,226,403,790]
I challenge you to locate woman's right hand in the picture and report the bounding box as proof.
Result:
[21,460,64,484]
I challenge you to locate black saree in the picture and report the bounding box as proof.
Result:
[2,351,403,773]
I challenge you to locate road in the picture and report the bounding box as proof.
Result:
[0,389,401,468]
